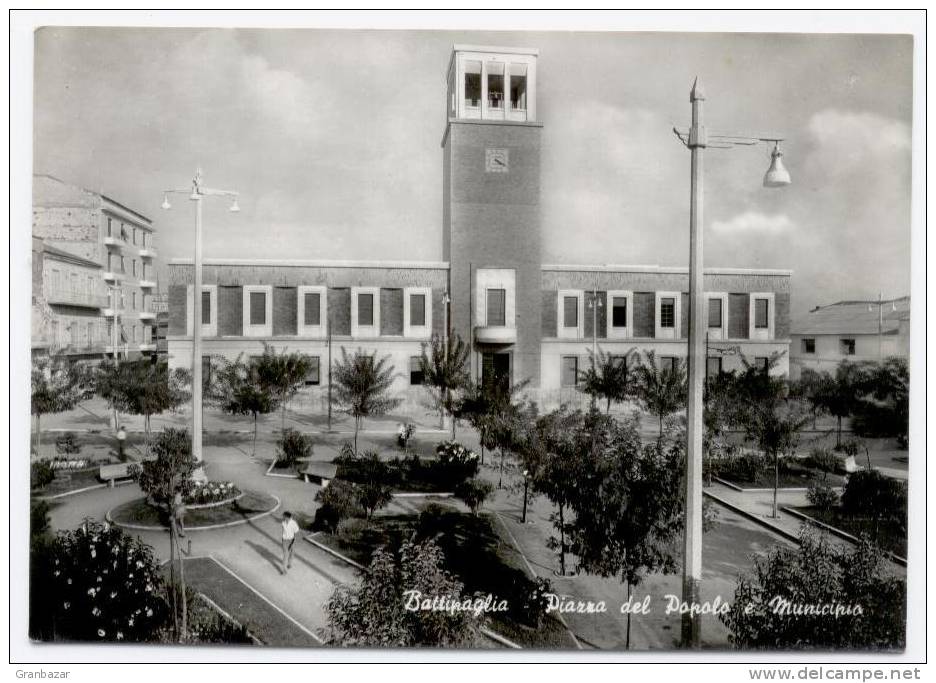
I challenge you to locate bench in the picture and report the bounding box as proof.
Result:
[303,462,339,487]
[99,463,136,487]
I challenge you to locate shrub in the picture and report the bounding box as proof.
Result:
[55,432,80,457]
[804,447,844,474]
[711,451,764,483]
[841,469,907,526]
[334,442,357,463]
[435,440,480,486]
[185,481,241,506]
[355,451,393,519]
[417,503,449,537]
[454,478,494,515]
[335,516,370,540]
[31,460,55,490]
[276,428,313,468]
[31,499,51,538]
[314,479,360,532]
[807,481,839,512]
[515,576,553,628]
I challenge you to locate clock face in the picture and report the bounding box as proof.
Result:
[485,148,509,173]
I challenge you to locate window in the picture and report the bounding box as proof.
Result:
[304,292,321,326]
[706,357,722,378]
[86,323,93,347]
[107,217,113,237]
[841,338,856,356]
[563,296,579,328]
[754,298,769,329]
[201,290,211,324]
[660,298,676,328]
[409,356,424,385]
[357,293,374,326]
[802,338,816,354]
[708,298,723,328]
[755,357,770,374]
[464,60,481,107]
[132,292,137,311]
[202,355,212,387]
[132,228,137,245]
[410,293,426,327]
[305,357,321,386]
[141,232,146,248]
[612,296,628,328]
[487,62,504,109]
[561,356,579,387]
[610,355,628,372]
[509,63,527,110]
[487,288,506,326]
[660,356,677,372]
[132,260,137,277]
[250,291,267,325]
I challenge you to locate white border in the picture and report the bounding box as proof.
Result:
[242,285,273,338]
[297,285,327,338]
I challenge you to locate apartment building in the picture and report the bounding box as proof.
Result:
[790,297,909,379]
[166,45,791,412]
[32,174,158,361]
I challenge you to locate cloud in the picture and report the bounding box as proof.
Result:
[711,212,795,236]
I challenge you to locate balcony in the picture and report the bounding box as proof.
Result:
[101,307,123,317]
[138,247,157,259]
[139,279,156,289]
[138,343,156,352]
[138,311,156,321]
[103,235,127,249]
[102,270,124,282]
[45,288,109,308]
[474,325,517,345]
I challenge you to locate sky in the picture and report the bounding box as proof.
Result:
[33,27,913,320]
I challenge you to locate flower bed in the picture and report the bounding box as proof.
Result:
[185,481,242,508]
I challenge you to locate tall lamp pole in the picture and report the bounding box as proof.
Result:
[162,169,240,471]
[674,79,791,648]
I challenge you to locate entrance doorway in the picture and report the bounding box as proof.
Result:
[481,351,511,391]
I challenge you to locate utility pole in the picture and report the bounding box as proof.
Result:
[327,328,333,431]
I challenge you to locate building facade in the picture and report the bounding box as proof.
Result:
[166,45,792,412]
[790,297,909,379]
[32,174,158,361]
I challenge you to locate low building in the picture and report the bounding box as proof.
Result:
[32,174,159,361]
[790,296,910,379]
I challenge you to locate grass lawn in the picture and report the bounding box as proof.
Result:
[791,505,907,558]
[110,491,278,529]
[316,505,576,649]
[163,556,320,647]
[31,468,105,497]
[718,463,845,490]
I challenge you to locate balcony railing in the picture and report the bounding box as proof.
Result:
[103,235,127,248]
[45,289,109,308]
[139,279,156,288]
[138,247,157,258]
[102,270,125,281]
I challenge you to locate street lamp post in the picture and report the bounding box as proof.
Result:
[674,79,790,648]
[162,169,240,472]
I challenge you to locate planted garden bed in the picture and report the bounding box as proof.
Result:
[790,505,907,558]
[31,466,106,497]
[315,504,575,649]
[109,490,278,530]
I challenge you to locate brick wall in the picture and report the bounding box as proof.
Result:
[541,290,557,337]
[380,288,404,336]
[218,286,243,336]
[633,292,655,338]
[329,287,351,336]
[775,291,791,339]
[729,293,750,339]
[272,287,297,336]
[168,284,186,335]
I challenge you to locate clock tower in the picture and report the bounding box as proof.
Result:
[442,45,542,388]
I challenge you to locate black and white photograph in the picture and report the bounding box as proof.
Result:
[8,9,927,674]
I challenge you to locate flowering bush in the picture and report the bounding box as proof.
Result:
[185,481,241,506]
[44,520,168,642]
[436,441,479,467]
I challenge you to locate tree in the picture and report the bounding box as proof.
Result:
[460,377,531,481]
[314,480,361,532]
[120,360,191,454]
[355,450,393,519]
[863,356,909,447]
[578,346,635,413]
[732,356,811,518]
[331,348,402,454]
[35,519,168,642]
[209,354,278,456]
[135,428,196,640]
[722,529,905,650]
[276,428,314,469]
[518,408,589,577]
[31,357,91,454]
[632,350,687,440]
[454,477,494,515]
[254,343,315,433]
[811,361,871,449]
[325,539,480,647]
[566,412,686,649]
[418,333,470,432]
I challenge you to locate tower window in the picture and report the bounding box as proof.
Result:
[202,290,211,324]
[487,289,506,326]
[754,298,769,328]
[409,356,424,385]
[660,297,676,328]
[563,296,579,328]
[802,338,816,354]
[464,60,481,108]
[358,293,374,326]
[708,298,723,328]
[250,291,267,325]
[561,356,579,387]
[509,63,527,110]
[841,338,856,356]
[409,293,426,327]
[304,292,321,326]
[487,62,504,109]
[612,297,628,328]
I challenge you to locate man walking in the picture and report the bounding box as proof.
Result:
[281,511,300,573]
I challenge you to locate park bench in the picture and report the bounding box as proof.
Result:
[99,463,135,487]
[303,462,338,487]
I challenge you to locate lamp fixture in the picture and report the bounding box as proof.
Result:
[763,141,792,188]
[161,194,171,210]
